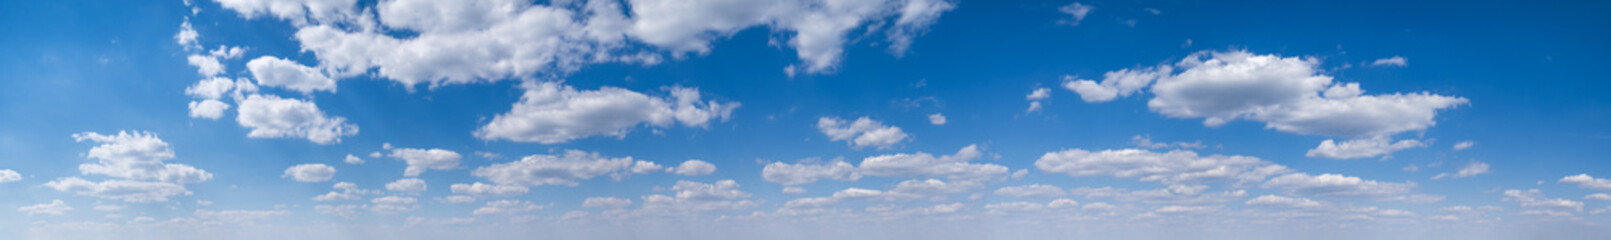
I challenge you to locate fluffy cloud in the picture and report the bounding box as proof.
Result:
[1262,173,1414,199]
[1063,66,1170,102]
[818,116,909,149]
[1432,162,1490,180]
[473,200,545,215]
[472,150,658,187]
[582,197,632,208]
[18,200,72,216]
[1244,195,1323,208]
[187,99,231,119]
[450,182,530,198]
[385,178,427,193]
[668,160,717,176]
[1559,174,1611,191]
[928,113,946,125]
[1026,87,1051,112]
[761,159,859,185]
[858,145,1007,181]
[387,147,461,177]
[993,184,1067,198]
[218,0,949,86]
[1305,137,1426,159]
[313,182,376,201]
[0,169,20,183]
[640,180,758,212]
[343,154,364,164]
[236,94,358,144]
[45,178,191,203]
[247,56,336,93]
[282,164,336,182]
[1503,189,1583,212]
[1068,51,1466,139]
[476,82,737,144]
[1035,148,1287,185]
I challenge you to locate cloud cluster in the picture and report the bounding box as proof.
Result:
[818,116,910,149]
[471,150,660,187]
[763,145,1006,185]
[476,82,738,144]
[44,131,211,202]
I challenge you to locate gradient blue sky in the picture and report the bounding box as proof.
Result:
[3,0,1610,239]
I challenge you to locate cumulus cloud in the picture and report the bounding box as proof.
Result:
[450,182,530,198]
[18,200,72,216]
[1305,136,1426,159]
[1559,174,1611,191]
[1262,173,1414,199]
[45,178,191,203]
[236,94,358,144]
[474,200,546,215]
[247,56,336,93]
[818,116,909,149]
[1067,51,1466,142]
[667,160,717,176]
[858,144,1007,181]
[1035,148,1287,185]
[343,154,364,164]
[476,82,737,144]
[582,197,632,208]
[0,169,20,183]
[994,184,1066,198]
[928,113,946,125]
[283,164,336,182]
[1432,162,1490,180]
[45,131,210,202]
[385,178,427,193]
[387,147,461,177]
[472,150,658,187]
[640,180,758,212]
[217,0,950,86]
[762,159,860,185]
[1244,195,1323,208]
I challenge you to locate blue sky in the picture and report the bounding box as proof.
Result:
[2,0,1610,239]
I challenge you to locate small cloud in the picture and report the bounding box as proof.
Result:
[1057,2,1093,26]
[928,113,947,125]
[1370,56,1408,67]
[1452,141,1475,151]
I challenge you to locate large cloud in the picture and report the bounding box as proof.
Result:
[247,56,336,93]
[45,131,211,202]
[236,94,359,144]
[476,82,737,144]
[216,0,952,86]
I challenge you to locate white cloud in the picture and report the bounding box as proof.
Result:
[818,116,909,149]
[782,187,808,194]
[369,196,419,214]
[18,200,72,216]
[1130,135,1205,149]
[387,147,461,177]
[1432,162,1490,180]
[640,180,758,212]
[474,200,545,215]
[1370,56,1408,67]
[1035,148,1287,185]
[236,94,358,144]
[385,178,427,193]
[185,77,238,100]
[70,131,213,184]
[0,169,20,183]
[313,182,376,201]
[438,195,477,204]
[1057,2,1092,26]
[1262,173,1414,199]
[343,154,364,164]
[45,178,191,203]
[223,0,949,86]
[1559,174,1611,191]
[1452,140,1476,151]
[928,113,947,125]
[187,100,231,119]
[1069,186,1246,205]
[1244,195,1322,208]
[472,150,657,187]
[1504,189,1583,212]
[1071,51,1466,139]
[187,54,225,77]
[282,164,336,182]
[314,204,359,217]
[582,197,632,208]
[450,182,530,198]
[194,209,291,222]
[1305,136,1426,159]
[1026,87,1051,112]
[994,184,1067,198]
[175,19,199,47]
[1063,66,1170,102]
[247,56,336,93]
[475,82,737,144]
[1585,193,1611,201]
[668,160,717,176]
[859,144,1007,181]
[762,159,860,185]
